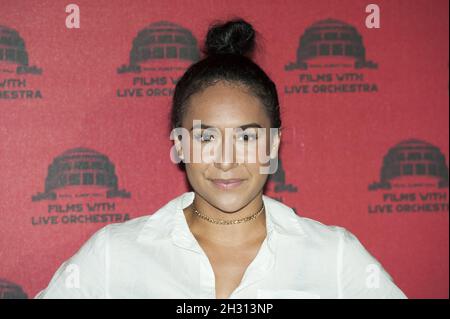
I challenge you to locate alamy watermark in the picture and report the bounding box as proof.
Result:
[170,120,280,174]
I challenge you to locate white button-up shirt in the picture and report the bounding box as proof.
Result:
[35,191,407,299]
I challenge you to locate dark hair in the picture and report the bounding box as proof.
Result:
[170,18,282,132]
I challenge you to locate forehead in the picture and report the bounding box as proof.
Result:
[182,81,270,128]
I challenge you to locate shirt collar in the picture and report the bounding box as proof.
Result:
[137,191,307,250]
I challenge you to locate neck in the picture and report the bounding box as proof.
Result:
[184,191,267,247]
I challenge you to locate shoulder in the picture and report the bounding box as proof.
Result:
[292,212,371,259]
[298,215,347,241]
[92,193,184,246]
[264,195,347,243]
[263,195,373,263]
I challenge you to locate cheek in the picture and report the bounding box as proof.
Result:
[185,162,208,184]
[243,162,267,183]
[235,139,271,164]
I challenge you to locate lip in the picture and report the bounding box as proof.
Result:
[210,179,246,190]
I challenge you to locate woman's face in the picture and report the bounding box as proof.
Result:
[175,81,281,213]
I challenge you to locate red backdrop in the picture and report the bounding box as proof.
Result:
[0,0,448,299]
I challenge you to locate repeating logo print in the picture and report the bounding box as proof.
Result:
[267,158,299,214]
[284,18,378,94]
[117,21,199,98]
[31,148,131,225]
[0,25,43,100]
[368,139,449,214]
[268,158,298,193]
[0,279,28,299]
[369,139,449,190]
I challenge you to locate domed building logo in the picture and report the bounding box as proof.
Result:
[369,139,449,190]
[368,139,449,215]
[117,21,199,73]
[0,25,41,75]
[116,21,200,98]
[33,147,130,201]
[31,148,131,226]
[0,279,28,299]
[0,24,43,100]
[284,18,378,95]
[285,19,377,71]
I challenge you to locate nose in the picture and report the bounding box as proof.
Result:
[213,131,238,171]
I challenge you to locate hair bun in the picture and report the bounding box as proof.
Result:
[204,18,255,57]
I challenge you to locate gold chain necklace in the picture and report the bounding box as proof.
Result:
[191,202,265,225]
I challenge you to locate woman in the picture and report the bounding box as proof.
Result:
[36,19,406,299]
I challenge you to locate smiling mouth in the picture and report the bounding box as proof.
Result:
[209,179,246,190]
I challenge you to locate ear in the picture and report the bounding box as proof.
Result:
[173,135,185,161]
[269,129,281,159]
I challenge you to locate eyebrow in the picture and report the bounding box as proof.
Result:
[190,123,263,131]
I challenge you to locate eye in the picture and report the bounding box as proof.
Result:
[194,132,216,143]
[236,132,258,142]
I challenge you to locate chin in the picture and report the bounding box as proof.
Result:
[205,192,250,213]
